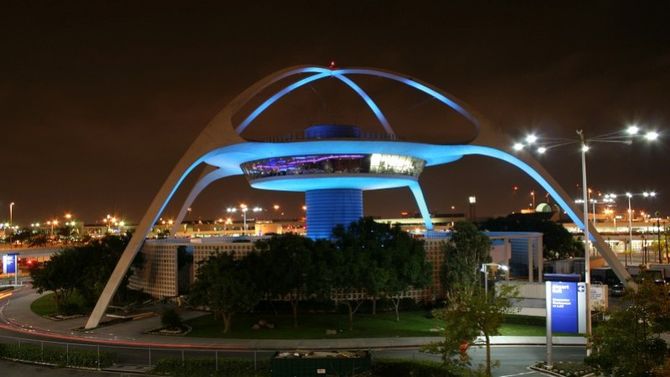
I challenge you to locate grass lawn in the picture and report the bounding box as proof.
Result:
[30,292,58,316]
[30,291,87,317]
[186,311,554,339]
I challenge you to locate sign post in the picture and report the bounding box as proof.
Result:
[545,282,553,368]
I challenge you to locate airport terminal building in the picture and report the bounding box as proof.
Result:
[128,229,544,301]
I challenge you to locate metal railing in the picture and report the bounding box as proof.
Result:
[0,334,274,371]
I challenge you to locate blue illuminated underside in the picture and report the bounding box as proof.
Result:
[249,175,418,192]
[198,140,592,240]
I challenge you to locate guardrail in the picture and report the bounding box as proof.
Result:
[0,334,273,371]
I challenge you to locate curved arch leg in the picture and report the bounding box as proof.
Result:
[170,167,234,235]
[408,181,434,231]
[459,145,634,287]
[85,150,211,329]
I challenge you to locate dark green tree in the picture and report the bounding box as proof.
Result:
[189,252,261,333]
[30,248,82,313]
[586,280,670,376]
[442,221,491,297]
[30,234,139,313]
[332,218,391,316]
[255,233,316,327]
[481,213,583,260]
[384,226,432,321]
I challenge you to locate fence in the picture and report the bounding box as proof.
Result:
[0,334,275,371]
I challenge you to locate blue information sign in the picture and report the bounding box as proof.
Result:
[3,254,17,274]
[550,281,578,334]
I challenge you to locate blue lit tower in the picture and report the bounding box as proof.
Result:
[86,65,634,329]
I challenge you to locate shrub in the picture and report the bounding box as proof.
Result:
[0,343,116,368]
[152,358,270,377]
[161,308,183,329]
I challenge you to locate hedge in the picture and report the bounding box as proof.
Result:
[152,358,270,377]
[0,343,116,368]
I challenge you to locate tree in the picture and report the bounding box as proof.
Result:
[30,234,139,313]
[427,285,518,377]
[189,252,261,333]
[331,218,390,316]
[255,233,316,327]
[330,228,368,330]
[442,221,491,296]
[481,213,583,260]
[384,225,432,321]
[586,280,670,376]
[30,248,82,314]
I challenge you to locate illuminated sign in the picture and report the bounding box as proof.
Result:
[549,281,579,334]
[2,254,18,274]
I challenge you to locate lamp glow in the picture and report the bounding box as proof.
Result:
[513,142,524,151]
[525,134,538,144]
[537,146,547,154]
[626,125,639,135]
[644,131,659,141]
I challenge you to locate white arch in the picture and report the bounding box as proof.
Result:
[234,66,483,138]
[408,181,434,230]
[170,167,234,236]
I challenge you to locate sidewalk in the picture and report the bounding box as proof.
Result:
[0,288,585,350]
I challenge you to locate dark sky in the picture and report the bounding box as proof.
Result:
[1,1,669,225]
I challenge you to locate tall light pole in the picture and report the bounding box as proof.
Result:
[512,124,660,355]
[9,202,14,227]
[576,130,592,346]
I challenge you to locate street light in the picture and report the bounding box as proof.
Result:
[227,204,262,235]
[512,125,660,351]
[480,263,509,298]
[9,202,14,227]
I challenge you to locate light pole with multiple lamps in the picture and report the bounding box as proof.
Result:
[226,204,262,235]
[512,124,660,352]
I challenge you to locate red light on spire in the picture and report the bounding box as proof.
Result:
[328,61,337,69]
[513,185,518,191]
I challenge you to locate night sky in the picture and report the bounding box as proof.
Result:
[1,1,669,225]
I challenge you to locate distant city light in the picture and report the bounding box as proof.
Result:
[525,134,538,144]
